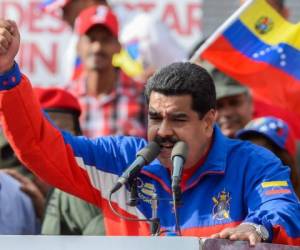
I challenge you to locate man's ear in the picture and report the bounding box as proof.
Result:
[203,109,217,136]
[76,36,85,59]
[113,40,122,54]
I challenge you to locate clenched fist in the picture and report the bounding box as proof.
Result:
[0,19,20,74]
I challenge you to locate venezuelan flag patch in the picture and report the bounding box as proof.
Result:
[261,181,291,196]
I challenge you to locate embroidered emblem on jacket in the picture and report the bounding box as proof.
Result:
[136,178,156,204]
[212,190,231,220]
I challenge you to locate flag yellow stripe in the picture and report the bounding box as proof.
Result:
[261,181,288,188]
[113,49,143,77]
[239,0,300,50]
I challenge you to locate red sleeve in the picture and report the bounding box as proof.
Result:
[0,75,101,206]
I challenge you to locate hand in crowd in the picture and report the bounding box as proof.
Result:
[211,223,262,246]
[1,169,46,219]
[0,19,20,73]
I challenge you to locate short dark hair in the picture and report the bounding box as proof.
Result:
[145,62,216,118]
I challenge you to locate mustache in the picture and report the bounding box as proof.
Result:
[87,51,108,59]
[154,135,178,145]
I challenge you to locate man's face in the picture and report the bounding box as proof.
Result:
[78,25,120,72]
[216,93,253,138]
[147,92,215,170]
[47,111,77,135]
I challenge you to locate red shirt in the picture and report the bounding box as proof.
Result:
[67,69,146,138]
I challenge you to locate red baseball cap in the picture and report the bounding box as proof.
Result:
[34,87,81,115]
[74,5,119,38]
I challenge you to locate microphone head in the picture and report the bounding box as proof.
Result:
[136,141,161,164]
[171,141,188,162]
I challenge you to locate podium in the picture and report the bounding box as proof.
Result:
[201,238,299,249]
[0,236,298,250]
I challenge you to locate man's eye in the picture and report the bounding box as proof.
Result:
[172,116,187,122]
[229,99,242,107]
[149,116,161,120]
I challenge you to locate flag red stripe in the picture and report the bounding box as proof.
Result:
[253,98,300,139]
[265,189,292,196]
[202,35,300,118]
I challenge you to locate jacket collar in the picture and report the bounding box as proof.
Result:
[185,125,227,190]
[142,125,228,193]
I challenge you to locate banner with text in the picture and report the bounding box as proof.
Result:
[1,0,203,87]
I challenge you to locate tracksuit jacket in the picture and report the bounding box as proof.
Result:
[0,63,300,245]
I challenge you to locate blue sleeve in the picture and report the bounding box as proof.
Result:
[0,62,21,90]
[61,132,147,177]
[244,147,300,244]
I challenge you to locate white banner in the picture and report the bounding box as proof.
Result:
[110,0,203,52]
[0,0,203,87]
[0,0,71,87]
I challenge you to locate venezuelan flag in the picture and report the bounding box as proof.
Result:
[261,181,292,196]
[192,0,300,119]
[113,45,144,78]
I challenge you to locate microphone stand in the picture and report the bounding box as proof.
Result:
[127,178,139,207]
[150,193,160,236]
[172,185,182,236]
[112,178,162,236]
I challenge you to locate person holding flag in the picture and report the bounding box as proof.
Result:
[191,0,300,131]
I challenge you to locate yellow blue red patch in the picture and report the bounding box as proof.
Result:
[261,181,291,196]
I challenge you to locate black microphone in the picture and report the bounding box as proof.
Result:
[110,141,161,194]
[171,141,188,192]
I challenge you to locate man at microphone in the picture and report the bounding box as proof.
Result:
[0,19,300,246]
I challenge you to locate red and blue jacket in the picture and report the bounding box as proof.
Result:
[0,63,300,245]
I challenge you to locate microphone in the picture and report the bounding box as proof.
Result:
[110,141,161,194]
[171,141,188,235]
[171,141,188,192]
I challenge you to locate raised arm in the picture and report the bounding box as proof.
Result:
[0,20,100,205]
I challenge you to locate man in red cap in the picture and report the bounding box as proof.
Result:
[0,87,84,233]
[34,87,82,135]
[33,87,105,235]
[68,5,146,138]
[41,0,186,85]
[41,0,109,82]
